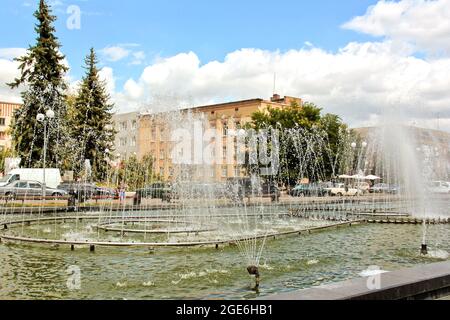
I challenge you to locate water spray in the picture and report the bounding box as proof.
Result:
[247,265,260,290]
[421,220,428,256]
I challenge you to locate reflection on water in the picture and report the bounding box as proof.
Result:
[0,223,449,300]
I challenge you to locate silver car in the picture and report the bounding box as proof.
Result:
[0,180,68,199]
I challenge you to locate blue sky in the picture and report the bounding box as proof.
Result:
[2,0,450,131]
[1,0,378,86]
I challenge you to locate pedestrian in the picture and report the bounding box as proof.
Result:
[119,184,126,203]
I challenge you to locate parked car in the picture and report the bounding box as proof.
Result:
[324,183,362,197]
[135,183,177,202]
[174,182,228,199]
[0,180,68,199]
[95,186,116,198]
[428,181,450,194]
[0,168,62,188]
[370,183,391,193]
[355,182,370,194]
[57,182,97,202]
[370,183,402,194]
[226,178,280,202]
[388,184,401,194]
[288,183,327,197]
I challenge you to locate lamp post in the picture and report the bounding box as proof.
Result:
[36,109,55,200]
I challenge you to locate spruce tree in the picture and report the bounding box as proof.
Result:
[72,48,116,181]
[8,0,72,168]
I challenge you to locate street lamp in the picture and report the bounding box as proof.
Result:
[36,109,55,200]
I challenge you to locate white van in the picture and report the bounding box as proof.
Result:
[0,169,62,189]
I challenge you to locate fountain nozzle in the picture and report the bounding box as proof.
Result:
[247,266,260,290]
[421,244,428,256]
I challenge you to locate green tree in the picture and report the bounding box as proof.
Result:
[0,148,14,175]
[8,0,72,168]
[247,102,352,185]
[251,101,321,130]
[117,155,156,191]
[71,48,116,181]
[319,114,352,178]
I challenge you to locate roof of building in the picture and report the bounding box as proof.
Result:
[0,101,22,106]
[184,98,264,112]
[116,95,301,117]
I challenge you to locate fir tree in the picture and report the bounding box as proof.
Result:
[8,0,72,168]
[72,48,116,181]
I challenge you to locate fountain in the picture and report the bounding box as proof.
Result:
[0,106,449,296]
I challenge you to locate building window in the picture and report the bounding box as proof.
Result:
[160,150,165,160]
[160,168,165,176]
[234,166,240,177]
[222,166,228,178]
[151,128,156,139]
[210,169,215,178]
[131,120,137,130]
[223,122,228,137]
[120,138,127,147]
[120,122,127,130]
[131,137,137,147]
[223,146,227,160]
[0,118,5,126]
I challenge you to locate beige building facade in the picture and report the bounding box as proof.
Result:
[135,95,303,181]
[0,101,21,151]
[112,112,140,161]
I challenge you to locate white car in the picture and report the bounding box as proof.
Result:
[0,180,68,199]
[324,183,363,197]
[429,181,450,194]
[355,182,370,194]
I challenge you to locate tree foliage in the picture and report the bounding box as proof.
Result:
[71,48,116,181]
[247,102,355,185]
[8,0,73,168]
[115,155,156,191]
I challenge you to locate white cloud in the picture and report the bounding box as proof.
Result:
[0,48,27,60]
[100,44,146,65]
[0,48,24,103]
[130,51,146,65]
[100,46,130,62]
[98,67,116,95]
[3,0,450,133]
[342,0,450,55]
[109,41,450,131]
[123,79,143,99]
